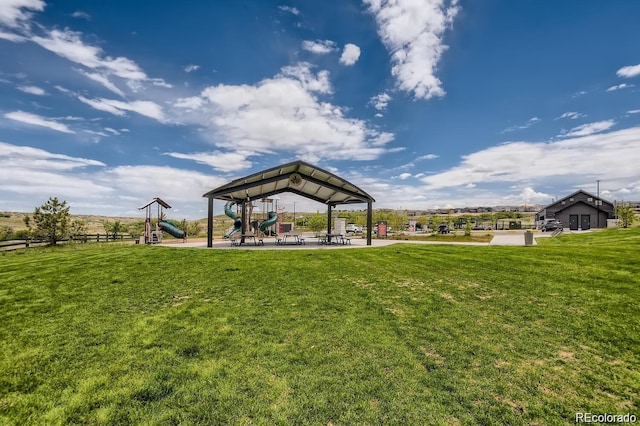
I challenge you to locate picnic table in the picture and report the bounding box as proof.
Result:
[319,233,350,245]
[231,233,263,246]
[277,233,305,245]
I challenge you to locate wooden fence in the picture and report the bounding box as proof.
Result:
[0,234,137,251]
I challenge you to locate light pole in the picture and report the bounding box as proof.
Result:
[293,202,296,230]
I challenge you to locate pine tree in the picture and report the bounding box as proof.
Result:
[30,197,70,245]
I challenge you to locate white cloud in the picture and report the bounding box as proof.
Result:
[617,64,640,78]
[76,69,125,97]
[397,172,412,180]
[416,154,438,160]
[339,43,361,66]
[502,116,541,133]
[0,141,104,169]
[557,111,585,120]
[302,39,337,54]
[627,109,640,114]
[278,63,332,93]
[71,11,91,20]
[149,78,172,88]
[31,29,148,81]
[17,84,45,95]
[0,140,110,198]
[0,141,227,217]
[363,0,459,99]
[504,187,550,202]
[370,92,392,111]
[606,83,634,92]
[0,0,44,28]
[100,165,227,205]
[0,30,26,41]
[561,120,615,137]
[175,62,394,165]
[174,96,205,110]
[420,126,640,190]
[5,110,75,133]
[278,5,300,15]
[164,150,254,172]
[78,96,167,122]
[184,64,200,73]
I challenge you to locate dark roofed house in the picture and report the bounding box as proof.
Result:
[536,190,614,230]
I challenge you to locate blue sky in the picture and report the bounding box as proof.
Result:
[1,0,639,218]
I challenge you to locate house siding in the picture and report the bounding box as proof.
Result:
[536,190,614,229]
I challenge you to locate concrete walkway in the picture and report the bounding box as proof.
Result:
[159,231,540,250]
[489,231,537,246]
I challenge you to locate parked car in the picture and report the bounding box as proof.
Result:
[541,220,563,232]
[346,223,362,233]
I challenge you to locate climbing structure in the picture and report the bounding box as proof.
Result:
[138,197,186,244]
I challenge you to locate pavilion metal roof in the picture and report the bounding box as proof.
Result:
[202,160,375,205]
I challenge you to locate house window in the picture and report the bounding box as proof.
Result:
[588,197,593,201]
[569,197,574,201]
[561,201,565,205]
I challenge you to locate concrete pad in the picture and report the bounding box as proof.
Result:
[489,231,536,246]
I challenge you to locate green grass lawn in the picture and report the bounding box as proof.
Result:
[1,229,639,424]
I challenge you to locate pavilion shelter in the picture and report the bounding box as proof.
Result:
[202,161,375,247]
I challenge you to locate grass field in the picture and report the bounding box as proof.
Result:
[1,229,639,424]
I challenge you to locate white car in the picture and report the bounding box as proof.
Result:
[345,223,362,233]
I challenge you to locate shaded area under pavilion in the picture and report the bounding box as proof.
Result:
[202,160,375,247]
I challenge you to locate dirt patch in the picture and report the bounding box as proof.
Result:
[172,294,191,307]
[495,359,510,368]
[495,395,526,414]
[558,350,575,361]
[385,307,404,317]
[439,292,457,302]
[421,346,445,365]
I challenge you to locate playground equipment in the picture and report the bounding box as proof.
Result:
[223,201,243,238]
[139,197,186,244]
[224,199,278,240]
[260,211,278,234]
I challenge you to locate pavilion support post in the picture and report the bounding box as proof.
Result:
[327,204,332,243]
[241,201,247,244]
[367,200,373,246]
[207,196,214,247]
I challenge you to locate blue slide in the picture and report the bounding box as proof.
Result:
[260,211,278,233]
[159,220,186,239]
[224,201,242,238]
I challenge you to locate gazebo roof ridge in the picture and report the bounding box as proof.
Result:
[202,160,375,205]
